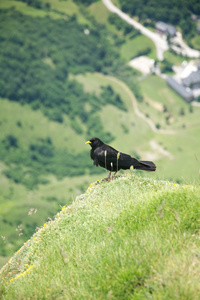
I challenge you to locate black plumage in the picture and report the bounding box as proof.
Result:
[85,137,156,178]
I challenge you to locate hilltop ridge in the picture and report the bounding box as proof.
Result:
[1,174,200,299]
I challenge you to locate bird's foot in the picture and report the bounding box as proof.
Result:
[103,171,118,181]
[111,171,118,180]
[103,171,112,181]
[103,177,111,182]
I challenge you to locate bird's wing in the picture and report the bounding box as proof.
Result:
[93,145,116,166]
[117,152,138,168]
[94,145,136,169]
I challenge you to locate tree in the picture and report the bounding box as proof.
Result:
[2,135,18,149]
[179,107,185,116]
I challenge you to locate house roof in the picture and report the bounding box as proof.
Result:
[182,70,200,87]
[156,21,176,36]
[167,77,193,101]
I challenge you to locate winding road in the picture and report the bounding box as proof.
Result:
[102,0,168,61]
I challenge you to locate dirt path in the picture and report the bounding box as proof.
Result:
[97,73,175,135]
[146,98,163,112]
[150,140,174,160]
[140,140,174,161]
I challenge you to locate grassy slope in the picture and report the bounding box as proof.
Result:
[0,99,85,152]
[163,50,189,65]
[139,75,195,130]
[139,75,200,183]
[191,35,200,50]
[0,175,200,299]
[0,0,59,18]
[120,34,157,61]
[0,0,89,23]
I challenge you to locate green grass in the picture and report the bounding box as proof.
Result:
[139,75,191,122]
[0,0,60,19]
[0,98,86,153]
[0,0,90,24]
[1,175,200,299]
[89,1,111,24]
[140,75,199,118]
[191,35,200,50]
[69,73,104,96]
[120,35,157,62]
[156,127,200,183]
[46,0,90,24]
[163,50,189,66]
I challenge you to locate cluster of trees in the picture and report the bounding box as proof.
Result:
[160,59,173,73]
[73,0,98,5]
[119,0,199,40]
[0,8,121,136]
[0,135,103,189]
[133,47,152,59]
[15,0,50,10]
[100,85,127,111]
[108,14,140,37]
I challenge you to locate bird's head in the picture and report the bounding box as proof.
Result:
[85,137,104,149]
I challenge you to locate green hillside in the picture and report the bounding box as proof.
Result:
[0,0,200,267]
[1,175,200,299]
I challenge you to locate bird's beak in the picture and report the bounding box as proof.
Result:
[85,141,91,145]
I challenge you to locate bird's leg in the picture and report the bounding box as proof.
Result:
[107,171,112,180]
[104,171,112,181]
[112,171,118,179]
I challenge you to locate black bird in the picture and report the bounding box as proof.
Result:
[86,137,156,179]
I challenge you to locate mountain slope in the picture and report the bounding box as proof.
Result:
[1,175,200,299]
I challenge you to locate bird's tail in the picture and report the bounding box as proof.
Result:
[136,160,156,172]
